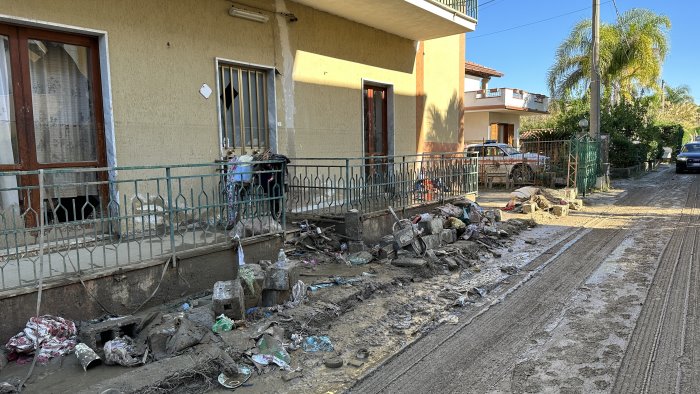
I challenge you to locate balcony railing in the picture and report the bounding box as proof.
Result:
[434,0,478,20]
[465,88,549,113]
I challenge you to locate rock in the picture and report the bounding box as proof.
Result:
[568,199,583,210]
[392,258,427,268]
[417,217,444,235]
[212,280,246,320]
[282,371,304,382]
[522,202,537,214]
[440,229,457,244]
[563,188,578,200]
[0,348,7,370]
[186,306,215,329]
[421,234,442,250]
[553,204,569,217]
[378,242,396,259]
[441,257,459,271]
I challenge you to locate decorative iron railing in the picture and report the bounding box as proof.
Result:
[0,161,286,291]
[434,0,478,20]
[286,152,479,216]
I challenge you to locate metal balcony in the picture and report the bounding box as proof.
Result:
[290,0,478,40]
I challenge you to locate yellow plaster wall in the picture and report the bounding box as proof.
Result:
[0,0,464,163]
[421,34,463,148]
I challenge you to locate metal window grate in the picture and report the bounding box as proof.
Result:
[219,64,269,152]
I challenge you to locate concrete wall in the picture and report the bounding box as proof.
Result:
[463,112,490,144]
[0,0,463,162]
[0,236,282,342]
[489,112,521,146]
[464,75,482,91]
[463,111,522,146]
[419,34,464,153]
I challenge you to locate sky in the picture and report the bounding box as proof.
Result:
[466,0,700,103]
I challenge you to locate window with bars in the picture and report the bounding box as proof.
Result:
[218,63,270,152]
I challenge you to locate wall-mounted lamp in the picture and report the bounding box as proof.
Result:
[229,6,269,23]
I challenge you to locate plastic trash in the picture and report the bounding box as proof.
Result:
[253,334,292,370]
[212,314,235,333]
[347,251,373,265]
[103,336,143,367]
[237,242,245,266]
[277,249,288,268]
[301,336,334,352]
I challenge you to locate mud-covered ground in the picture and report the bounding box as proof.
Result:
[5,168,679,394]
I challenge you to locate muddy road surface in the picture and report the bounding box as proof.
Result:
[351,167,700,393]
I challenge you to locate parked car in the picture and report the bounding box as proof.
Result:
[465,142,549,183]
[676,142,700,173]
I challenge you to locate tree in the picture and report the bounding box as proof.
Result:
[547,9,671,102]
[663,84,694,105]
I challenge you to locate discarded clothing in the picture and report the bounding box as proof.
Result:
[5,315,77,364]
[103,336,142,367]
[301,336,334,352]
[289,280,307,306]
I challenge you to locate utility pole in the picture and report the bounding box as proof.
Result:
[590,0,600,139]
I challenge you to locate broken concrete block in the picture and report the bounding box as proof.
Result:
[0,348,7,370]
[563,188,578,200]
[348,240,366,253]
[240,264,264,309]
[553,205,569,217]
[440,229,457,244]
[186,306,215,329]
[417,217,444,235]
[568,199,583,210]
[79,316,141,353]
[263,261,299,291]
[212,280,246,320]
[522,203,537,214]
[441,257,459,271]
[392,258,427,268]
[421,234,442,251]
[344,209,363,240]
[261,289,291,307]
[378,242,396,259]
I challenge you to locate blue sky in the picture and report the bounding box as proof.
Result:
[466,0,700,103]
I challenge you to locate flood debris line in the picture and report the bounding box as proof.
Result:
[504,186,582,216]
[0,192,545,393]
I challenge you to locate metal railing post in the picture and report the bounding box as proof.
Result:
[344,159,350,210]
[165,167,177,267]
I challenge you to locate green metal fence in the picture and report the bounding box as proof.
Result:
[286,152,479,216]
[0,161,285,291]
[571,136,600,194]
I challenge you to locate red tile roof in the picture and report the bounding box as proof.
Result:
[464,61,504,78]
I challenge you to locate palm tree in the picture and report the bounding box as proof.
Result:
[663,84,694,105]
[548,9,670,102]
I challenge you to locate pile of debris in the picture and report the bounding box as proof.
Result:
[504,186,582,216]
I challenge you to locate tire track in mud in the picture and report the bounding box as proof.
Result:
[613,176,700,394]
[351,172,678,393]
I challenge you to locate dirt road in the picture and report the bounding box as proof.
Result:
[351,167,699,393]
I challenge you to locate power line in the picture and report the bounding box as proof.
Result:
[479,0,499,7]
[469,1,613,39]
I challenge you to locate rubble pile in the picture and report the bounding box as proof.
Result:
[0,193,542,392]
[504,186,582,216]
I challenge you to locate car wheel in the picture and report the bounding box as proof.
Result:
[511,165,534,184]
[676,167,683,174]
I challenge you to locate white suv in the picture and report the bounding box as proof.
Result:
[465,142,549,184]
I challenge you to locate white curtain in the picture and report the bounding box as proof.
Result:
[0,37,19,211]
[29,40,97,198]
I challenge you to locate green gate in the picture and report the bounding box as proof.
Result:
[571,136,600,194]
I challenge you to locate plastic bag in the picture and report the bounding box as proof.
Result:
[212,314,235,333]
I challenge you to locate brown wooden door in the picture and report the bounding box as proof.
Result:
[0,23,106,226]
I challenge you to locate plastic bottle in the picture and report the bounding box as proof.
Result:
[277,249,288,268]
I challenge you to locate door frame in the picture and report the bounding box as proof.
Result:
[361,79,394,158]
